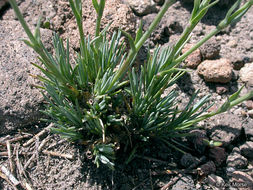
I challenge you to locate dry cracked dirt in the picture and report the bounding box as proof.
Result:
[1,0,253,189]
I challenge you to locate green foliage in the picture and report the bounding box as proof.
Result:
[9,0,253,169]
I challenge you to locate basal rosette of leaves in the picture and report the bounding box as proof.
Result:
[9,0,253,169]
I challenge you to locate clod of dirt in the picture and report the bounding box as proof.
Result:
[239,63,253,86]
[182,44,202,69]
[209,147,226,166]
[199,38,220,60]
[124,0,159,16]
[226,147,248,169]
[197,58,233,83]
[215,84,229,95]
[239,141,253,159]
[0,20,53,135]
[245,100,253,110]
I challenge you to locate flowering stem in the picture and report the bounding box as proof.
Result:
[174,27,219,64]
[95,0,105,37]
[109,0,176,90]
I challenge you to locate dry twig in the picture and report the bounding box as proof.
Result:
[42,150,74,160]
[161,174,182,190]
[24,137,49,169]
[9,134,33,143]
[0,152,8,157]
[0,170,19,190]
[23,123,53,147]
[6,140,14,173]
[0,165,20,186]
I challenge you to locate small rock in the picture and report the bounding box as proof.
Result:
[245,100,253,110]
[200,38,221,60]
[198,161,216,176]
[125,0,158,16]
[182,44,202,69]
[197,59,233,83]
[240,141,253,159]
[231,171,253,188]
[171,175,195,190]
[180,153,199,168]
[239,63,253,86]
[209,147,226,166]
[227,148,248,169]
[207,174,225,188]
[215,84,229,95]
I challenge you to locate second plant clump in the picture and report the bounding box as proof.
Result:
[9,0,253,169]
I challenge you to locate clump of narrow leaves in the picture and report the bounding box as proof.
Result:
[10,0,253,169]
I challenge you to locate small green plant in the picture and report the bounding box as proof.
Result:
[9,0,253,169]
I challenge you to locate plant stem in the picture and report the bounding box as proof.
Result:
[95,0,105,37]
[174,27,219,64]
[109,0,176,90]
[173,23,194,55]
